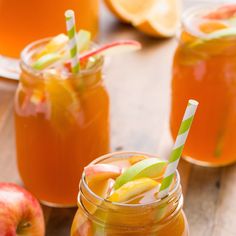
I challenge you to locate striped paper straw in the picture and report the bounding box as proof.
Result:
[158,99,199,199]
[65,10,80,73]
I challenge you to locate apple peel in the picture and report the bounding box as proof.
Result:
[32,53,62,70]
[0,183,45,236]
[114,158,167,190]
[79,40,142,62]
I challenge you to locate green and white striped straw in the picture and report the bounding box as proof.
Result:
[158,99,199,199]
[65,10,80,73]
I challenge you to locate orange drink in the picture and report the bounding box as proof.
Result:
[170,4,236,166]
[0,0,98,58]
[71,152,189,236]
[14,37,110,206]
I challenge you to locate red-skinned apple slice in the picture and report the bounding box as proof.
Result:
[107,159,131,172]
[203,4,236,20]
[64,40,141,70]
[0,183,45,236]
[79,40,142,62]
[84,164,121,183]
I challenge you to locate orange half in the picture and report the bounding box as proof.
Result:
[104,0,157,23]
[104,0,181,37]
[134,0,182,37]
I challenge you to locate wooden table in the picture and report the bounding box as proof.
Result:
[0,2,236,236]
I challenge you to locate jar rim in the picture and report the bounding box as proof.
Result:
[80,151,181,209]
[20,37,104,78]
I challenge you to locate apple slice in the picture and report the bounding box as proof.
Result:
[36,30,91,58]
[33,30,91,71]
[114,158,167,190]
[108,178,158,203]
[32,53,62,70]
[199,21,228,34]
[63,40,141,70]
[79,40,142,61]
[87,178,115,200]
[84,164,121,183]
[35,33,68,59]
[44,71,80,130]
[106,159,131,172]
[203,4,236,20]
[189,27,236,48]
[77,30,91,52]
[82,178,115,216]
[204,27,236,39]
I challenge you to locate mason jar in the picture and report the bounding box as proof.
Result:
[14,38,110,207]
[71,152,189,236]
[170,3,236,166]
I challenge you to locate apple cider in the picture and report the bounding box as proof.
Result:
[170,4,236,166]
[71,152,189,236]
[0,0,98,58]
[14,38,110,206]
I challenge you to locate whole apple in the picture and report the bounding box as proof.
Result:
[0,183,45,236]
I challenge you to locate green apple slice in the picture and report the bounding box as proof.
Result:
[114,158,167,190]
[189,27,236,48]
[77,30,91,52]
[36,30,90,59]
[32,53,62,70]
[36,33,68,59]
[33,30,91,71]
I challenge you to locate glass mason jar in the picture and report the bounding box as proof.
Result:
[71,152,189,236]
[14,38,110,207]
[170,4,236,167]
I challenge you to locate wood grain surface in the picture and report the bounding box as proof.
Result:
[0,2,236,236]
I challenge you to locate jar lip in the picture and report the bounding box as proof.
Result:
[81,151,181,208]
[182,3,234,39]
[20,37,104,78]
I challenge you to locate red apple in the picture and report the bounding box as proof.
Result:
[0,183,45,236]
